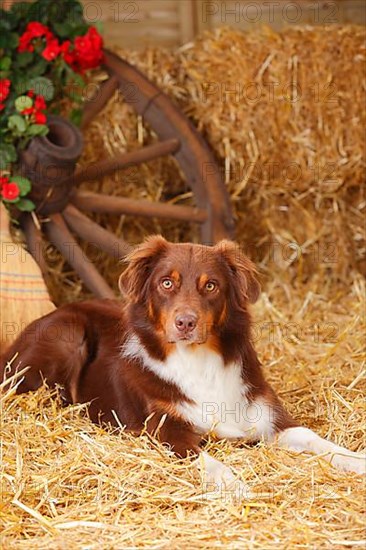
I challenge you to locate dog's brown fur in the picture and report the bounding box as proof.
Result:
[1,236,297,458]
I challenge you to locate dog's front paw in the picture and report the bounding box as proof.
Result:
[277,427,366,476]
[196,452,250,501]
[331,452,366,475]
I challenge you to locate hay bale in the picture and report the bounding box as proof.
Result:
[120,25,366,282]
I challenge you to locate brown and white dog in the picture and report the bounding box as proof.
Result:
[1,236,365,492]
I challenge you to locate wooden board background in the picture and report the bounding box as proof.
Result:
[85,1,366,48]
[4,1,366,49]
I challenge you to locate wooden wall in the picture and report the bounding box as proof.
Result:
[81,0,196,49]
[195,0,366,33]
[82,0,366,49]
[5,1,366,49]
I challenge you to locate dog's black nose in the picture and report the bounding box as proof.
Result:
[175,313,198,333]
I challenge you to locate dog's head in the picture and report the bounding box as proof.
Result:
[119,235,260,346]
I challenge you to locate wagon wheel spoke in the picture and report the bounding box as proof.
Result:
[64,138,180,187]
[63,204,132,258]
[21,213,48,277]
[81,75,119,129]
[44,213,115,299]
[71,190,208,224]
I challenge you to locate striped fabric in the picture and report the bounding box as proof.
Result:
[0,271,53,301]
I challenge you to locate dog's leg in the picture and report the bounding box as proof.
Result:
[276,426,366,475]
[148,413,249,499]
[196,452,250,500]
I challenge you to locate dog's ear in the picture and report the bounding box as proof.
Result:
[215,240,260,305]
[119,235,169,302]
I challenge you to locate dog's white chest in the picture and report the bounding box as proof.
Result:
[172,347,251,438]
[123,338,274,440]
[167,346,274,440]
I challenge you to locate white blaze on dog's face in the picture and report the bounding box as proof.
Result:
[119,236,260,346]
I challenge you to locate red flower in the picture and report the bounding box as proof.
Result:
[60,40,76,67]
[34,111,46,124]
[72,27,104,72]
[0,79,11,102]
[34,95,46,110]
[21,107,35,116]
[27,22,50,38]
[1,182,20,201]
[0,176,9,188]
[42,37,60,61]
[20,92,46,124]
[18,22,53,53]
[18,32,34,53]
[27,89,34,98]
[0,80,11,111]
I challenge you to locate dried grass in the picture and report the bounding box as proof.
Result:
[2,25,366,548]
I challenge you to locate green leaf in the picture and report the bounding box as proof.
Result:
[15,51,34,68]
[71,72,85,88]
[11,2,32,23]
[69,108,82,127]
[0,32,18,49]
[0,57,11,71]
[53,21,72,38]
[15,95,33,112]
[2,196,20,204]
[0,10,14,32]
[8,114,27,133]
[49,105,60,115]
[0,70,11,80]
[27,77,54,101]
[27,124,49,136]
[0,143,17,169]
[15,198,35,211]
[10,176,31,196]
[26,0,49,24]
[30,58,48,77]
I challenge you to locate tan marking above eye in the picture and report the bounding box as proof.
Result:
[170,270,181,283]
[198,274,209,288]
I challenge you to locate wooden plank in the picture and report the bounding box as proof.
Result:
[64,139,180,184]
[82,1,179,23]
[178,0,195,43]
[72,191,208,224]
[45,214,115,299]
[195,0,366,33]
[63,205,132,259]
[80,0,187,49]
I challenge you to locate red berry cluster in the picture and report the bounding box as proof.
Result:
[18,22,104,72]
[0,176,20,201]
[21,90,47,124]
[0,79,11,111]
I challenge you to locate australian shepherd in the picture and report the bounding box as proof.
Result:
[1,236,365,493]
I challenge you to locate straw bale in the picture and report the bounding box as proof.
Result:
[121,25,366,282]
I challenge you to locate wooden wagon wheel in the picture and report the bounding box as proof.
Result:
[20,50,235,299]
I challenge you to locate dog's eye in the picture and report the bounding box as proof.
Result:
[161,278,174,290]
[205,281,216,292]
